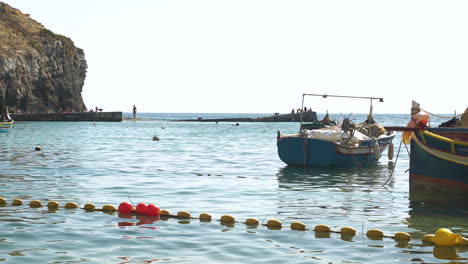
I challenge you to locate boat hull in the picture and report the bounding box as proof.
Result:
[409,128,468,195]
[0,121,13,132]
[277,133,394,167]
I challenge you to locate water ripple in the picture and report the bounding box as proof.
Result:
[0,115,466,263]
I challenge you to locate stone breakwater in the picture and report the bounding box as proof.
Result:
[178,112,318,122]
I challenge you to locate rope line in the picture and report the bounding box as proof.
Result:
[382,140,402,187]
[303,133,308,167]
[420,108,466,119]
[2,197,467,246]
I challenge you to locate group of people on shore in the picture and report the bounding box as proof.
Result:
[291,107,313,114]
[88,106,103,113]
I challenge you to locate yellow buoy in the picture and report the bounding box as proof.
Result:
[160,209,170,216]
[84,203,96,211]
[199,213,212,221]
[434,228,458,247]
[220,215,235,223]
[267,219,282,228]
[12,199,23,206]
[29,200,42,207]
[102,205,117,212]
[394,232,411,240]
[177,211,191,219]
[433,246,458,260]
[47,201,60,208]
[65,202,78,209]
[366,229,384,237]
[314,224,331,232]
[340,227,356,235]
[422,234,435,243]
[455,234,468,246]
[290,222,306,231]
[245,218,259,226]
[0,197,6,205]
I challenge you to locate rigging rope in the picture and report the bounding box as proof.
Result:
[420,108,466,119]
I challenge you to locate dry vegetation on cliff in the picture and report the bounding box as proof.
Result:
[0,2,87,113]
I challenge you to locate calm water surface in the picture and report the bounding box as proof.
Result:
[0,113,467,263]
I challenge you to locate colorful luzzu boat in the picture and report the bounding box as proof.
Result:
[0,120,14,132]
[409,127,468,194]
[401,101,468,196]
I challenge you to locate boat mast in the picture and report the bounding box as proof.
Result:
[300,94,306,125]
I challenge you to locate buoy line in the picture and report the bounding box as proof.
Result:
[1,197,468,247]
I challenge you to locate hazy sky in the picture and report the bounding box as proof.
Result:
[5,0,468,114]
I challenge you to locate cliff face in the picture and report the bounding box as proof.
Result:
[0,2,87,113]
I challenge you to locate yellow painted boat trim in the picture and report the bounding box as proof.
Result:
[412,133,468,166]
[423,129,468,147]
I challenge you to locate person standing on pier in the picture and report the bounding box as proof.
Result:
[133,105,137,119]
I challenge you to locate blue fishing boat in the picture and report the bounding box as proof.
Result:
[277,94,395,167]
[0,120,13,132]
[409,127,468,195]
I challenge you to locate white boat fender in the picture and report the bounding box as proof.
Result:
[388,142,394,160]
[372,138,381,161]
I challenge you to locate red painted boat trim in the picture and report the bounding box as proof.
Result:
[410,173,468,191]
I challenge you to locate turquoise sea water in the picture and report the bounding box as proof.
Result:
[0,113,467,264]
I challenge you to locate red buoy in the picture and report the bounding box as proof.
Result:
[147,204,160,216]
[135,203,148,215]
[118,202,133,214]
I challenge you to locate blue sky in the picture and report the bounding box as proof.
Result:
[5,0,468,114]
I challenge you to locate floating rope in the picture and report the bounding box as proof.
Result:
[2,196,468,248]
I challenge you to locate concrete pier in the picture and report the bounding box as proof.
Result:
[10,112,122,122]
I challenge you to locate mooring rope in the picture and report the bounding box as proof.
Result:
[303,133,308,167]
[382,140,403,187]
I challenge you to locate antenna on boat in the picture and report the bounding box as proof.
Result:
[369,97,384,122]
[300,93,306,126]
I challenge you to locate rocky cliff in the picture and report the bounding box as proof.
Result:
[0,2,87,114]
